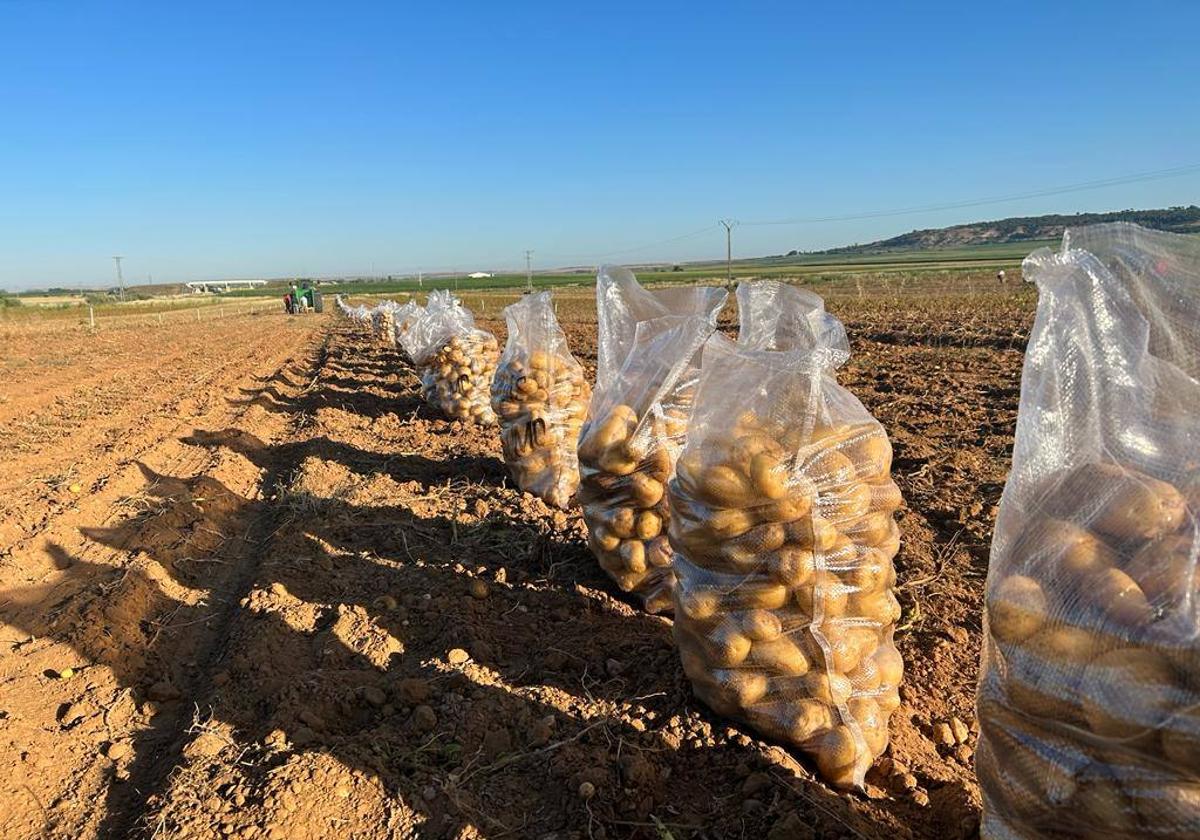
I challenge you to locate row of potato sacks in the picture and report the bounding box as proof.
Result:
[405,290,500,425]
[978,224,1200,837]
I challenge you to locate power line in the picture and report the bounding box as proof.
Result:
[538,224,718,264]
[739,162,1200,227]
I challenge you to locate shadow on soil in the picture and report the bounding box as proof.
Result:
[0,324,946,839]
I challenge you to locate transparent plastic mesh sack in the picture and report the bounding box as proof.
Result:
[578,267,727,613]
[408,290,499,425]
[670,280,904,789]
[492,291,592,508]
[977,223,1200,839]
[391,300,424,362]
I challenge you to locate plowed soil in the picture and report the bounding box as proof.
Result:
[0,291,1033,840]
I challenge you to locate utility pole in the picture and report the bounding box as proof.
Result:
[524,250,534,294]
[112,255,125,301]
[719,220,736,288]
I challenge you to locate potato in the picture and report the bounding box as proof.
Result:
[635,510,662,540]
[1126,532,1199,605]
[749,635,810,675]
[1080,647,1178,738]
[619,540,647,574]
[628,472,667,506]
[740,609,783,641]
[608,506,637,539]
[712,669,770,708]
[820,482,872,521]
[749,453,789,500]
[678,589,721,621]
[804,670,853,705]
[805,449,856,488]
[794,574,849,619]
[1037,624,1107,665]
[988,575,1048,643]
[1161,708,1200,773]
[782,699,836,743]
[814,726,861,788]
[785,516,838,551]
[874,645,904,688]
[718,523,787,567]
[706,624,753,667]
[758,494,814,524]
[1086,567,1151,626]
[848,695,889,755]
[707,507,756,540]
[694,463,756,508]
[767,546,816,587]
[1059,462,1186,541]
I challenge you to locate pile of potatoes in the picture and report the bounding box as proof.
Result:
[418,331,500,424]
[577,399,691,613]
[669,412,904,788]
[492,347,591,508]
[979,461,1200,836]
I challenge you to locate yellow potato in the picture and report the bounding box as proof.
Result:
[712,669,770,708]
[795,574,849,619]
[804,670,853,705]
[821,483,872,521]
[749,452,788,500]
[1060,463,1185,541]
[635,510,662,540]
[1126,532,1199,604]
[749,635,810,676]
[707,507,756,540]
[785,516,838,551]
[698,464,758,508]
[740,609,783,641]
[1087,567,1151,626]
[814,726,860,788]
[608,506,636,539]
[848,695,889,756]
[646,536,674,568]
[1080,647,1178,738]
[1036,624,1107,665]
[989,574,1048,643]
[597,445,638,476]
[783,699,835,743]
[706,624,753,667]
[874,645,904,688]
[590,525,621,553]
[767,546,816,587]
[678,589,721,621]
[757,493,814,524]
[629,473,665,508]
[805,448,856,487]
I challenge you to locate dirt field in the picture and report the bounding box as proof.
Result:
[0,286,1033,840]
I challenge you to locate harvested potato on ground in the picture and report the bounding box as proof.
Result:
[492,292,591,508]
[670,281,904,790]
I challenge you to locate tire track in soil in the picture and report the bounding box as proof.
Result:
[92,334,335,840]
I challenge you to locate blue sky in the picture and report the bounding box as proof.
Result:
[1,1,1198,290]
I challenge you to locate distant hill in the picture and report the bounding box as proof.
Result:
[813,206,1200,255]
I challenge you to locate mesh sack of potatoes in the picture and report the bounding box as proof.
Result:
[577,266,727,612]
[978,224,1200,839]
[669,280,904,789]
[407,290,499,425]
[491,291,592,508]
